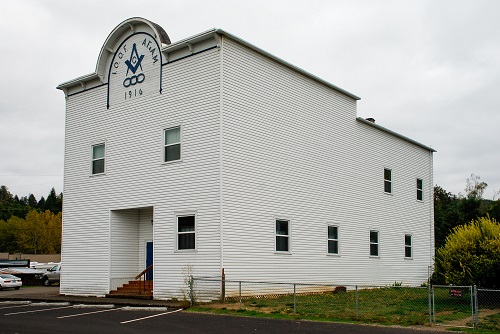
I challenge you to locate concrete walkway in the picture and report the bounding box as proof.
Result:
[0,286,186,308]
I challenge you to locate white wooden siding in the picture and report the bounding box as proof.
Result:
[62,26,434,298]
[220,37,433,286]
[62,48,222,298]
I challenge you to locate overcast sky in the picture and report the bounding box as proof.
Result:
[1,0,499,200]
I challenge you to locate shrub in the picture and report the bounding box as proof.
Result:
[436,216,500,287]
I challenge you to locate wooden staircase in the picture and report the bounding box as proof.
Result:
[107,280,153,299]
[106,265,154,300]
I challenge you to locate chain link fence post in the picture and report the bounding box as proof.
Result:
[355,285,359,319]
[293,283,296,314]
[239,281,242,309]
[221,269,225,303]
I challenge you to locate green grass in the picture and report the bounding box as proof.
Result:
[189,286,497,329]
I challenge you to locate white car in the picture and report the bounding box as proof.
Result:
[0,274,22,290]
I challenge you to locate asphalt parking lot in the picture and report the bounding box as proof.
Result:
[0,287,448,334]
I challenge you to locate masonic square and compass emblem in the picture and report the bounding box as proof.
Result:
[107,32,163,109]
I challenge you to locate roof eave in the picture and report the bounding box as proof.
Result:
[357,117,436,152]
[57,73,100,90]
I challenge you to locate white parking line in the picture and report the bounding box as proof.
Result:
[4,305,73,316]
[58,307,122,319]
[120,308,183,324]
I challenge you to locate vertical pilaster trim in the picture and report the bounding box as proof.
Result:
[108,210,112,292]
[429,150,434,267]
[218,34,225,272]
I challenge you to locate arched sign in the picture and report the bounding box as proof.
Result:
[107,32,162,109]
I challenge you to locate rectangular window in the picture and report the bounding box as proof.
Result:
[417,179,423,201]
[164,126,181,162]
[384,168,392,193]
[92,144,105,174]
[327,225,339,254]
[405,234,412,258]
[275,219,290,252]
[370,230,379,257]
[177,215,195,250]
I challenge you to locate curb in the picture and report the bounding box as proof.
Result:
[0,294,186,309]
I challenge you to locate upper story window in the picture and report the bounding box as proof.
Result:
[275,219,290,252]
[177,215,195,250]
[327,225,339,255]
[164,126,181,162]
[370,230,379,257]
[417,178,423,201]
[92,144,105,175]
[405,234,412,258]
[384,168,392,193]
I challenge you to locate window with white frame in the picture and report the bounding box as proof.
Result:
[384,168,392,193]
[405,234,412,258]
[92,143,105,175]
[370,230,379,257]
[177,215,195,250]
[275,219,290,252]
[164,126,181,162]
[327,225,339,254]
[417,178,423,201]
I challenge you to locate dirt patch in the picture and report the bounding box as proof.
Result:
[437,308,500,328]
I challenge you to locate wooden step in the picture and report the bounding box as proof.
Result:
[107,280,153,299]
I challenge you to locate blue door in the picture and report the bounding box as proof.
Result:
[146,241,153,280]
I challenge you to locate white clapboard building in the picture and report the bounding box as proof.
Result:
[57,18,435,298]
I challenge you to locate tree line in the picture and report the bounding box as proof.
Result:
[0,186,62,254]
[434,174,500,248]
[433,174,500,287]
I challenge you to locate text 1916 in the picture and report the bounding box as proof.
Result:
[125,89,143,100]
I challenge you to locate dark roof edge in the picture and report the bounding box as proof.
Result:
[356,117,436,152]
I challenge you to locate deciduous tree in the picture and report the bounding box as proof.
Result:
[436,216,500,288]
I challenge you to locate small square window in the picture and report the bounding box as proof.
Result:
[327,225,339,254]
[417,179,423,201]
[370,230,379,257]
[384,168,392,193]
[165,127,181,162]
[276,219,290,252]
[92,144,105,174]
[177,215,195,250]
[405,234,412,258]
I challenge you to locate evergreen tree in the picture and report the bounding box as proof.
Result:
[37,196,46,210]
[0,185,12,203]
[28,194,37,207]
[44,188,58,213]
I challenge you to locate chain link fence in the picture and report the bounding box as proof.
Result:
[189,276,500,329]
[476,288,500,331]
[431,285,474,327]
